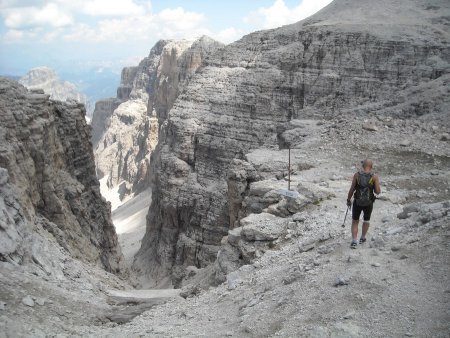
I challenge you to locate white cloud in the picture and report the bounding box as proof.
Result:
[81,0,146,17]
[213,27,244,44]
[64,7,208,43]
[158,7,205,31]
[2,29,24,41]
[42,28,62,42]
[0,0,212,43]
[1,28,38,43]
[0,0,46,10]
[1,0,333,47]
[0,0,149,30]
[244,0,333,30]
[3,3,73,28]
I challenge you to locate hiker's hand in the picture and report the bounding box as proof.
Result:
[347,199,352,208]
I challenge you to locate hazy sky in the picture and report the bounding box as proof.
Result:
[0,0,333,75]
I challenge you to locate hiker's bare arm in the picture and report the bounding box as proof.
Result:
[347,173,357,200]
[373,174,381,195]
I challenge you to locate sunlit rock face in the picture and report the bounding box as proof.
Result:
[94,36,224,196]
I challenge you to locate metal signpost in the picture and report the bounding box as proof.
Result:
[277,147,300,199]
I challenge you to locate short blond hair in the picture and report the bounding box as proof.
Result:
[362,159,373,169]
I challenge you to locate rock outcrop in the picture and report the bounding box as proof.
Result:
[19,67,90,114]
[90,63,144,148]
[134,0,450,284]
[90,98,122,146]
[94,36,223,196]
[0,77,124,273]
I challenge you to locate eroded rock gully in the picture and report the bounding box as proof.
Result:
[134,0,450,286]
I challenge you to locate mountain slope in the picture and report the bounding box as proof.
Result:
[134,0,450,285]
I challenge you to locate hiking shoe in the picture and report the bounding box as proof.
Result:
[350,241,357,249]
[359,237,367,244]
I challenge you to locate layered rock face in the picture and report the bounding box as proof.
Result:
[134,0,450,283]
[19,67,89,112]
[94,37,223,195]
[90,98,121,147]
[90,65,142,148]
[0,78,124,273]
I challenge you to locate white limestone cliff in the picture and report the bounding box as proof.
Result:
[94,36,224,197]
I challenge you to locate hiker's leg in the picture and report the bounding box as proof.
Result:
[351,202,362,241]
[352,220,359,241]
[361,203,373,239]
[362,221,370,238]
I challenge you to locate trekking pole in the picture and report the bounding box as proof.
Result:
[342,206,349,228]
[288,146,291,191]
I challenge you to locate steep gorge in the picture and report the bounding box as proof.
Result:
[134,0,450,284]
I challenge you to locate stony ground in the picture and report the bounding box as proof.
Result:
[1,114,449,337]
[90,114,449,337]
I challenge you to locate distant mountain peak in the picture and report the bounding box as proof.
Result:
[19,67,90,116]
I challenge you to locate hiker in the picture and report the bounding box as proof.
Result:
[346,159,381,248]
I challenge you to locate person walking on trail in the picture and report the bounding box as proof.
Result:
[347,159,381,249]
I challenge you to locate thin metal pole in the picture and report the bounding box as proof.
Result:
[288,147,291,191]
[342,206,349,227]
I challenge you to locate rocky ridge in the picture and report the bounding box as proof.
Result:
[94,36,223,196]
[134,0,450,286]
[0,77,124,273]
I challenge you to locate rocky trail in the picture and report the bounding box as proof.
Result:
[88,116,449,337]
[1,111,449,337]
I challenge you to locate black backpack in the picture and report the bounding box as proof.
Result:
[354,172,375,207]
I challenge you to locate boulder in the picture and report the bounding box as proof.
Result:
[22,296,35,307]
[241,213,287,241]
[400,140,412,147]
[440,133,450,141]
[362,123,378,131]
